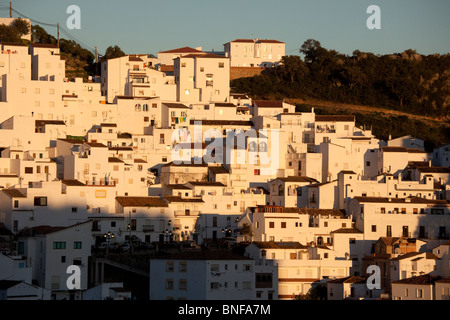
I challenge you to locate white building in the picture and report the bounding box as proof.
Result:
[245,241,352,299]
[15,220,93,300]
[149,250,257,300]
[391,274,447,300]
[0,280,50,300]
[224,39,285,67]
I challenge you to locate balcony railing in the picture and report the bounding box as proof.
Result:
[174,210,199,217]
[85,180,116,187]
[142,225,155,232]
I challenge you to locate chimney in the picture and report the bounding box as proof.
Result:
[261,249,266,265]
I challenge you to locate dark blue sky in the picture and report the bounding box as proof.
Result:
[5,0,450,56]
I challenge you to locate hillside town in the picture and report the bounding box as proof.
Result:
[0,28,449,301]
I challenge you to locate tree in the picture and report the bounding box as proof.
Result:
[10,18,30,37]
[31,25,57,44]
[239,223,253,241]
[294,284,327,300]
[0,24,21,43]
[104,45,125,59]
[300,39,323,63]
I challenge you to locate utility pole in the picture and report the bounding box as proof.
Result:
[57,23,59,47]
[9,2,12,18]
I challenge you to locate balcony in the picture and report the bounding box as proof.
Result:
[85,180,116,187]
[174,210,199,217]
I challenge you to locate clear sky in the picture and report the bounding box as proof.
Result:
[3,0,450,56]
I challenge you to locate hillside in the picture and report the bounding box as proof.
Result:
[293,98,449,151]
[231,39,450,121]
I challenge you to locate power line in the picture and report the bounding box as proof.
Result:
[8,6,101,56]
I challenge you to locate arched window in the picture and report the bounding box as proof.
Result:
[135,103,141,111]
[317,236,323,245]
[258,142,267,153]
[278,185,284,196]
[248,141,257,152]
[143,104,148,111]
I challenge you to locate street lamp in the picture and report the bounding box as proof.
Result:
[103,231,114,254]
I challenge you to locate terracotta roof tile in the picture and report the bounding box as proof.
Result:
[392,274,442,285]
[2,189,26,198]
[158,47,203,54]
[116,196,168,207]
[250,241,308,250]
[315,115,355,122]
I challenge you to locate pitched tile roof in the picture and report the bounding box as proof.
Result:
[84,141,108,148]
[254,100,283,108]
[250,241,308,250]
[163,196,204,203]
[327,276,367,284]
[158,46,204,54]
[381,146,426,153]
[331,227,363,234]
[392,274,442,285]
[162,102,189,109]
[228,39,285,44]
[417,166,450,173]
[2,189,26,198]
[35,120,66,126]
[391,252,440,261]
[187,181,225,187]
[108,157,124,163]
[274,176,319,183]
[164,184,192,190]
[189,119,252,126]
[353,196,450,205]
[116,196,168,207]
[208,165,229,174]
[0,280,22,290]
[181,53,226,59]
[61,179,86,186]
[315,115,355,122]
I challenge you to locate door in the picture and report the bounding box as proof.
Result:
[402,226,409,238]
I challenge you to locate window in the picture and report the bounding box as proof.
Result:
[14,200,19,208]
[166,262,174,272]
[366,161,371,167]
[380,207,386,214]
[53,242,66,249]
[25,167,33,174]
[254,169,260,175]
[281,222,286,228]
[51,276,60,290]
[72,207,78,213]
[179,279,187,290]
[416,289,423,298]
[179,262,187,272]
[290,253,297,260]
[211,264,219,272]
[269,222,275,228]
[166,279,174,290]
[211,282,219,290]
[73,242,82,249]
[34,197,47,206]
[371,225,377,232]
[218,62,224,68]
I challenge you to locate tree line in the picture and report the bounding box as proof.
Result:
[231,39,450,119]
